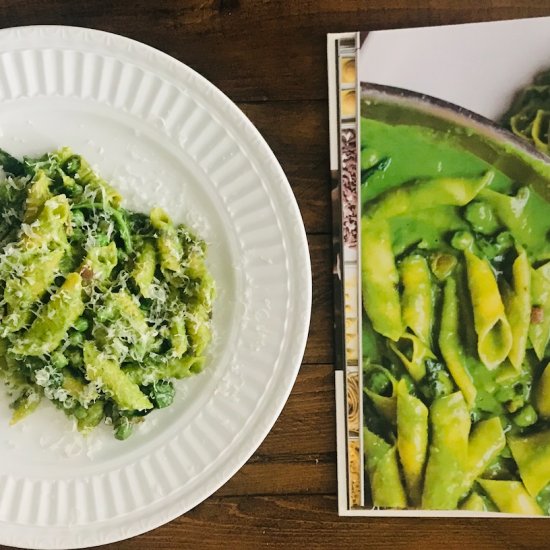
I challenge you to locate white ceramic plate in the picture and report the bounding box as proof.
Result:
[0,26,311,549]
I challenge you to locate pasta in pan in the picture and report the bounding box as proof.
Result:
[0,147,214,439]
[360,105,550,514]
[502,69,550,155]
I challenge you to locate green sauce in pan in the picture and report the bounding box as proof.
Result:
[361,117,514,200]
[361,117,550,262]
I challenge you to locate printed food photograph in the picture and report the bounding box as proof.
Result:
[359,81,550,514]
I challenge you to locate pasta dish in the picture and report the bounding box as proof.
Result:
[0,148,214,440]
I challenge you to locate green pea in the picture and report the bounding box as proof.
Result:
[51,350,69,369]
[96,234,110,246]
[74,317,89,332]
[464,201,500,234]
[495,382,517,403]
[505,396,525,414]
[361,150,380,170]
[481,232,514,260]
[513,404,538,427]
[72,183,83,196]
[430,252,457,280]
[536,482,550,515]
[98,220,111,233]
[73,406,88,420]
[477,238,500,260]
[91,326,109,348]
[451,230,474,251]
[68,331,84,347]
[77,401,104,431]
[70,227,84,242]
[114,416,133,440]
[65,182,83,198]
[470,409,490,424]
[496,231,514,250]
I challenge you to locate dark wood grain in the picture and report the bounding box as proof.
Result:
[88,496,550,550]
[1,1,550,549]
[304,234,333,364]
[0,1,546,102]
[217,363,336,497]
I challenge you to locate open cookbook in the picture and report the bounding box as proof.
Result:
[329,16,550,517]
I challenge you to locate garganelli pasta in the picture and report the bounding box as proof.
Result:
[0,147,214,439]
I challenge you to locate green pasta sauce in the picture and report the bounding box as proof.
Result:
[360,111,550,513]
[0,147,214,439]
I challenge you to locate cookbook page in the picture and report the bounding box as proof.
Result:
[332,16,550,517]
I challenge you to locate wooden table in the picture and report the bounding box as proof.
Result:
[1,1,550,548]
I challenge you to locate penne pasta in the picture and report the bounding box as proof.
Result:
[21,194,70,252]
[123,355,204,386]
[529,263,550,360]
[132,240,156,298]
[502,248,531,369]
[477,479,543,515]
[460,416,505,498]
[464,250,513,369]
[438,277,477,407]
[361,218,403,341]
[400,254,433,346]
[389,332,433,382]
[363,365,398,425]
[460,491,494,512]
[422,392,470,510]
[535,362,550,418]
[83,341,152,411]
[56,146,122,207]
[151,207,184,272]
[508,430,550,498]
[363,427,407,508]
[364,172,494,221]
[13,273,84,356]
[23,169,52,223]
[169,314,189,358]
[396,379,428,505]
[2,248,64,333]
[185,303,212,356]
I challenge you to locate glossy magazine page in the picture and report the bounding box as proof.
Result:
[329,16,550,517]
